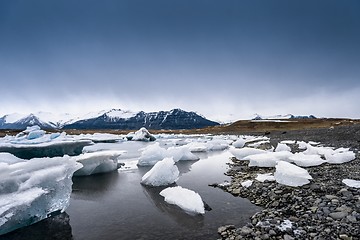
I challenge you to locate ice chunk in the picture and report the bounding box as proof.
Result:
[280,140,296,145]
[141,157,179,186]
[289,152,326,167]
[342,179,360,188]
[137,143,167,166]
[27,129,46,140]
[159,186,205,215]
[72,150,124,176]
[275,143,291,152]
[206,139,229,151]
[255,173,275,182]
[126,128,156,141]
[233,138,246,148]
[274,161,312,187]
[241,180,253,188]
[0,155,81,235]
[230,147,266,160]
[245,151,293,167]
[325,151,355,164]
[167,146,200,162]
[187,142,208,152]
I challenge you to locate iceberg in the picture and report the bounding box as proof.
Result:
[342,179,360,188]
[126,127,156,141]
[0,127,92,159]
[72,150,124,176]
[141,157,179,186]
[274,161,312,187]
[0,155,82,235]
[230,147,266,160]
[289,152,326,167]
[159,186,205,215]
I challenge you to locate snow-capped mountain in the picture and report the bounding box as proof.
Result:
[252,114,316,120]
[0,109,219,130]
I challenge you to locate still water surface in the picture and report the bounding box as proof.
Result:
[3,139,261,240]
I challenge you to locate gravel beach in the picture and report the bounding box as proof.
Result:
[217,125,360,240]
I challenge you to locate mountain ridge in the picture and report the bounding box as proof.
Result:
[0,109,219,130]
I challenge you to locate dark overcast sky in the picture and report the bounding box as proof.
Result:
[1,0,359,121]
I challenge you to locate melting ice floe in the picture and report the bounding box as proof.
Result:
[159,186,205,215]
[0,154,82,235]
[342,179,360,188]
[72,150,125,176]
[141,157,179,186]
[274,161,312,187]
[137,143,199,166]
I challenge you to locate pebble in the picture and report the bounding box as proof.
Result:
[217,132,360,240]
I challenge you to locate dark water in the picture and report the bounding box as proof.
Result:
[2,143,261,240]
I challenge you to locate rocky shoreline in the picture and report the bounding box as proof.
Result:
[216,125,360,240]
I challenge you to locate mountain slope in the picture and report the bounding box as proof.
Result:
[63,109,219,130]
[0,109,219,130]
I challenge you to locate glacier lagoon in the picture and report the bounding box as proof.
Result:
[1,136,261,240]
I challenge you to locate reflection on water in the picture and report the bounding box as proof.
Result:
[1,212,73,240]
[71,171,120,200]
[142,185,205,229]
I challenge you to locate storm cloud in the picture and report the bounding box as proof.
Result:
[1,0,359,121]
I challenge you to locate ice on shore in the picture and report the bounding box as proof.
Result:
[275,143,291,152]
[255,173,275,182]
[141,158,179,186]
[325,151,355,164]
[274,161,312,187]
[245,151,293,167]
[0,155,82,235]
[342,179,360,188]
[230,147,266,160]
[241,180,253,188]
[289,152,326,167]
[159,186,205,215]
[72,150,124,176]
[126,127,156,141]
